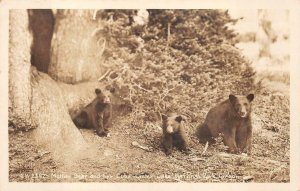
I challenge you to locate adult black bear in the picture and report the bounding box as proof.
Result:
[197,94,254,154]
[162,113,188,155]
[72,88,112,137]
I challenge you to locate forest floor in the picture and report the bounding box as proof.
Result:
[9,87,290,183]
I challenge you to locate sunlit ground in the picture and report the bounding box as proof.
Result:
[229,9,289,95]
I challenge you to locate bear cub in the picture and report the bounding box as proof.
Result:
[72,88,112,137]
[162,113,188,155]
[197,94,254,154]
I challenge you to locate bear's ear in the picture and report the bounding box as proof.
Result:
[247,94,254,102]
[95,88,101,95]
[229,94,237,104]
[175,116,183,123]
[161,114,168,121]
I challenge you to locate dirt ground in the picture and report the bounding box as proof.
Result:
[9,92,289,183]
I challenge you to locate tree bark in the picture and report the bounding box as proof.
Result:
[9,10,86,159]
[9,10,129,162]
[49,10,106,84]
[30,71,87,157]
[9,10,33,129]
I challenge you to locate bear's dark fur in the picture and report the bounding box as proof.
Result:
[72,88,112,137]
[197,94,254,154]
[162,113,188,155]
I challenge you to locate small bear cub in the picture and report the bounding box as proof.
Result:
[161,113,188,155]
[72,88,112,137]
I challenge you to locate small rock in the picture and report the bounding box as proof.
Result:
[131,141,139,147]
[241,153,248,157]
[188,157,205,162]
[218,153,231,158]
[131,141,153,152]
[243,175,254,182]
[103,149,114,157]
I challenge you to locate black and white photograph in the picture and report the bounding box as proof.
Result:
[0,1,300,191]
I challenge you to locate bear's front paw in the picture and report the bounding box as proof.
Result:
[246,149,252,156]
[228,147,240,154]
[182,148,192,155]
[165,149,172,156]
[96,131,108,137]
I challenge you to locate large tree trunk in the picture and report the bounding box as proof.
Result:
[9,10,87,160]
[9,10,33,129]
[49,10,106,84]
[9,9,127,162]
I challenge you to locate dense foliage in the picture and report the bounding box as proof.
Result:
[97,10,255,126]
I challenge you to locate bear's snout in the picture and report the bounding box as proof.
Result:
[166,126,174,134]
[238,109,247,118]
[104,97,110,103]
[240,112,247,118]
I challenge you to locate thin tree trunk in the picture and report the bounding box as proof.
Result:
[167,22,171,47]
